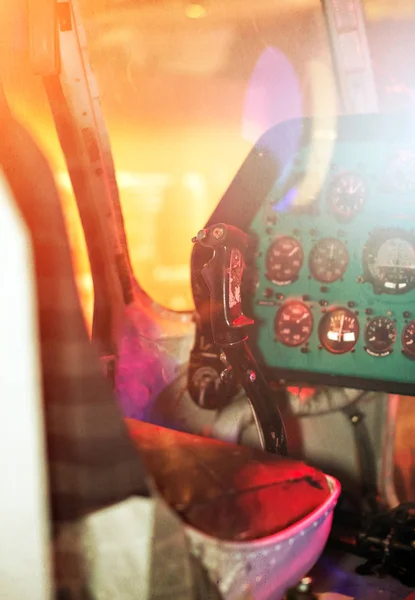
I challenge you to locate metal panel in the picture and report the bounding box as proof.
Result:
[322,0,379,113]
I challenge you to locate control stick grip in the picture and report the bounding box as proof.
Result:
[193,224,254,346]
[192,223,287,455]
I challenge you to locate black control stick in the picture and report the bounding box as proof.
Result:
[192,223,287,455]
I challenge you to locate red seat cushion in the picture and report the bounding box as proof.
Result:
[126,419,331,542]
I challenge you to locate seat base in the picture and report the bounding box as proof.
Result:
[186,475,338,600]
[126,418,333,542]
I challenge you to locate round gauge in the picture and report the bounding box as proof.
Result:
[274,301,313,347]
[266,236,304,285]
[309,238,349,283]
[402,320,415,357]
[327,172,366,220]
[388,149,415,193]
[318,307,359,354]
[363,229,415,294]
[364,317,396,356]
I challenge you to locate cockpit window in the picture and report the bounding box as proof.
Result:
[77,0,335,311]
[2,0,415,314]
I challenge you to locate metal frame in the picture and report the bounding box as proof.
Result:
[264,366,415,397]
[28,0,135,361]
[322,0,379,113]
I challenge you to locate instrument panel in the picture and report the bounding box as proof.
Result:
[228,114,415,392]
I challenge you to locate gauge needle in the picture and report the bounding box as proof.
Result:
[296,313,308,323]
[289,247,298,257]
[338,314,345,341]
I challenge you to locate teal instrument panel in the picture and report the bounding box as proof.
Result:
[242,114,415,392]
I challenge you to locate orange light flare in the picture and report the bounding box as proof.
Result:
[108,125,251,312]
[6,100,94,331]
[11,104,251,323]
[185,3,207,19]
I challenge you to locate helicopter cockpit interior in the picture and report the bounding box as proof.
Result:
[1,1,415,599]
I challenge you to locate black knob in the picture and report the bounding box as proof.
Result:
[403,311,411,319]
[365,308,373,315]
[319,299,328,306]
[347,301,356,308]
[276,293,285,301]
[264,288,273,298]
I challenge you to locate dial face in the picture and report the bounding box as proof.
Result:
[309,238,349,283]
[402,321,415,357]
[388,149,415,193]
[327,172,366,220]
[265,236,304,285]
[319,307,359,354]
[363,229,415,294]
[274,301,313,347]
[364,317,396,356]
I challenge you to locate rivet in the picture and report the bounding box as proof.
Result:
[247,369,257,382]
[212,227,224,240]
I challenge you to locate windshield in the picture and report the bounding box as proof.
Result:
[80,0,336,312]
[2,0,415,318]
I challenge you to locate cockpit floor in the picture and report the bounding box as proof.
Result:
[311,549,414,599]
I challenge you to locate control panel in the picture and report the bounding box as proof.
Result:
[229,114,415,392]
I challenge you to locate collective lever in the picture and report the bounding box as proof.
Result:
[192,223,288,455]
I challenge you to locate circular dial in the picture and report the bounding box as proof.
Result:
[364,317,396,356]
[309,238,349,283]
[319,307,359,354]
[388,149,415,193]
[402,320,415,357]
[363,229,415,294]
[274,301,313,347]
[327,172,366,220]
[266,236,303,285]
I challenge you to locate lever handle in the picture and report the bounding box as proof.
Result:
[192,224,254,346]
[193,223,287,454]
